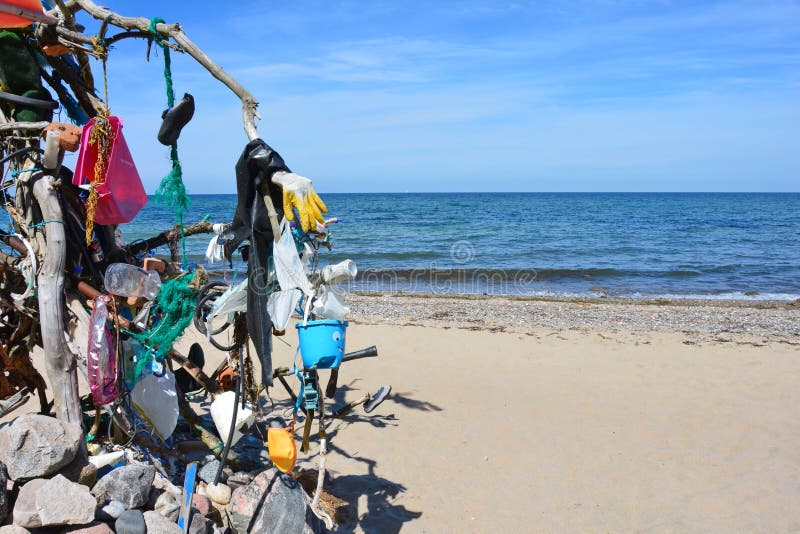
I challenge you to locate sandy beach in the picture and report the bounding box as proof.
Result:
[7,294,800,532]
[204,294,800,532]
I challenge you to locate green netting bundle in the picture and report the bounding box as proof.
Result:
[131,271,197,378]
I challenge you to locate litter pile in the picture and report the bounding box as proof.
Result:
[0,1,390,532]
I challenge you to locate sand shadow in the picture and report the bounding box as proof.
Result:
[325,440,423,533]
[260,378,429,531]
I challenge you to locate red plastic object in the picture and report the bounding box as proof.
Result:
[0,0,44,28]
[74,116,147,225]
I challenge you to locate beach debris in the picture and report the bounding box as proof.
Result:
[0,3,393,531]
[227,468,323,534]
[91,464,155,509]
[178,461,199,532]
[0,414,82,480]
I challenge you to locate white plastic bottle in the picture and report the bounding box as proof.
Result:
[103,263,162,300]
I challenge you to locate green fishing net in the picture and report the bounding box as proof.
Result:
[130,271,197,378]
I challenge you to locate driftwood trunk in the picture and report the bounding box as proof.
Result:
[32,174,82,426]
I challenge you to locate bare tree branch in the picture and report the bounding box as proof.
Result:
[72,0,261,140]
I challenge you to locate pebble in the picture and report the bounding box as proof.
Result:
[348,293,800,341]
[143,510,183,534]
[205,482,231,505]
[0,526,31,534]
[191,494,213,516]
[198,459,225,484]
[154,491,180,522]
[115,509,146,534]
[96,500,126,522]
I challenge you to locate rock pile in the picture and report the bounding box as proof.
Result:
[0,415,325,533]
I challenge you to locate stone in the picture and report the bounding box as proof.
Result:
[115,509,146,534]
[92,464,155,509]
[58,448,98,487]
[192,494,212,516]
[0,526,31,534]
[12,478,46,528]
[227,468,323,534]
[188,512,214,534]
[0,462,8,524]
[146,486,163,509]
[225,473,251,491]
[36,474,97,526]
[62,521,115,533]
[198,459,225,484]
[143,510,183,534]
[0,415,82,480]
[96,500,126,522]
[205,482,231,506]
[154,491,180,522]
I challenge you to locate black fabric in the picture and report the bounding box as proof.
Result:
[231,139,288,387]
[157,93,195,146]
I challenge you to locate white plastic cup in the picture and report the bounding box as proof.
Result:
[321,260,357,285]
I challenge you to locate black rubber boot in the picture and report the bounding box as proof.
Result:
[157,92,195,146]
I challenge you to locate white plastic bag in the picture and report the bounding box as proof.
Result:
[274,220,314,297]
[205,279,248,328]
[312,285,349,321]
[130,361,178,440]
[270,220,314,324]
[268,288,301,331]
[204,223,227,265]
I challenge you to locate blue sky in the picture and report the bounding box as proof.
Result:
[74,1,799,192]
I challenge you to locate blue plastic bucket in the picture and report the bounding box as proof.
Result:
[296,320,348,369]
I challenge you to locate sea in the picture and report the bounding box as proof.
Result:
[121,193,800,301]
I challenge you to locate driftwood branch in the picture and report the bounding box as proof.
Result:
[125,220,215,257]
[31,174,82,426]
[0,122,49,133]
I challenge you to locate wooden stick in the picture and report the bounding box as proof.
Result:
[31,173,82,426]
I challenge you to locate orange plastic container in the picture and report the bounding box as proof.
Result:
[73,116,147,225]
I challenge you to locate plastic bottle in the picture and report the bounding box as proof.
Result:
[103,263,162,300]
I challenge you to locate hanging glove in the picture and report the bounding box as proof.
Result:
[271,170,327,232]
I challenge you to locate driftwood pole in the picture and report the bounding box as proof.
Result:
[32,174,82,426]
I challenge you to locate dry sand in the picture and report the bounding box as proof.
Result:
[6,295,800,532]
[273,322,800,533]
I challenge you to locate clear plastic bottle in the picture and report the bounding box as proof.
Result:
[103,263,162,300]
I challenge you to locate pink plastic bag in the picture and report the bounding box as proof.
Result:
[87,295,118,405]
[73,116,147,224]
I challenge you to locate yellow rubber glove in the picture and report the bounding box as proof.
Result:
[272,171,327,232]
